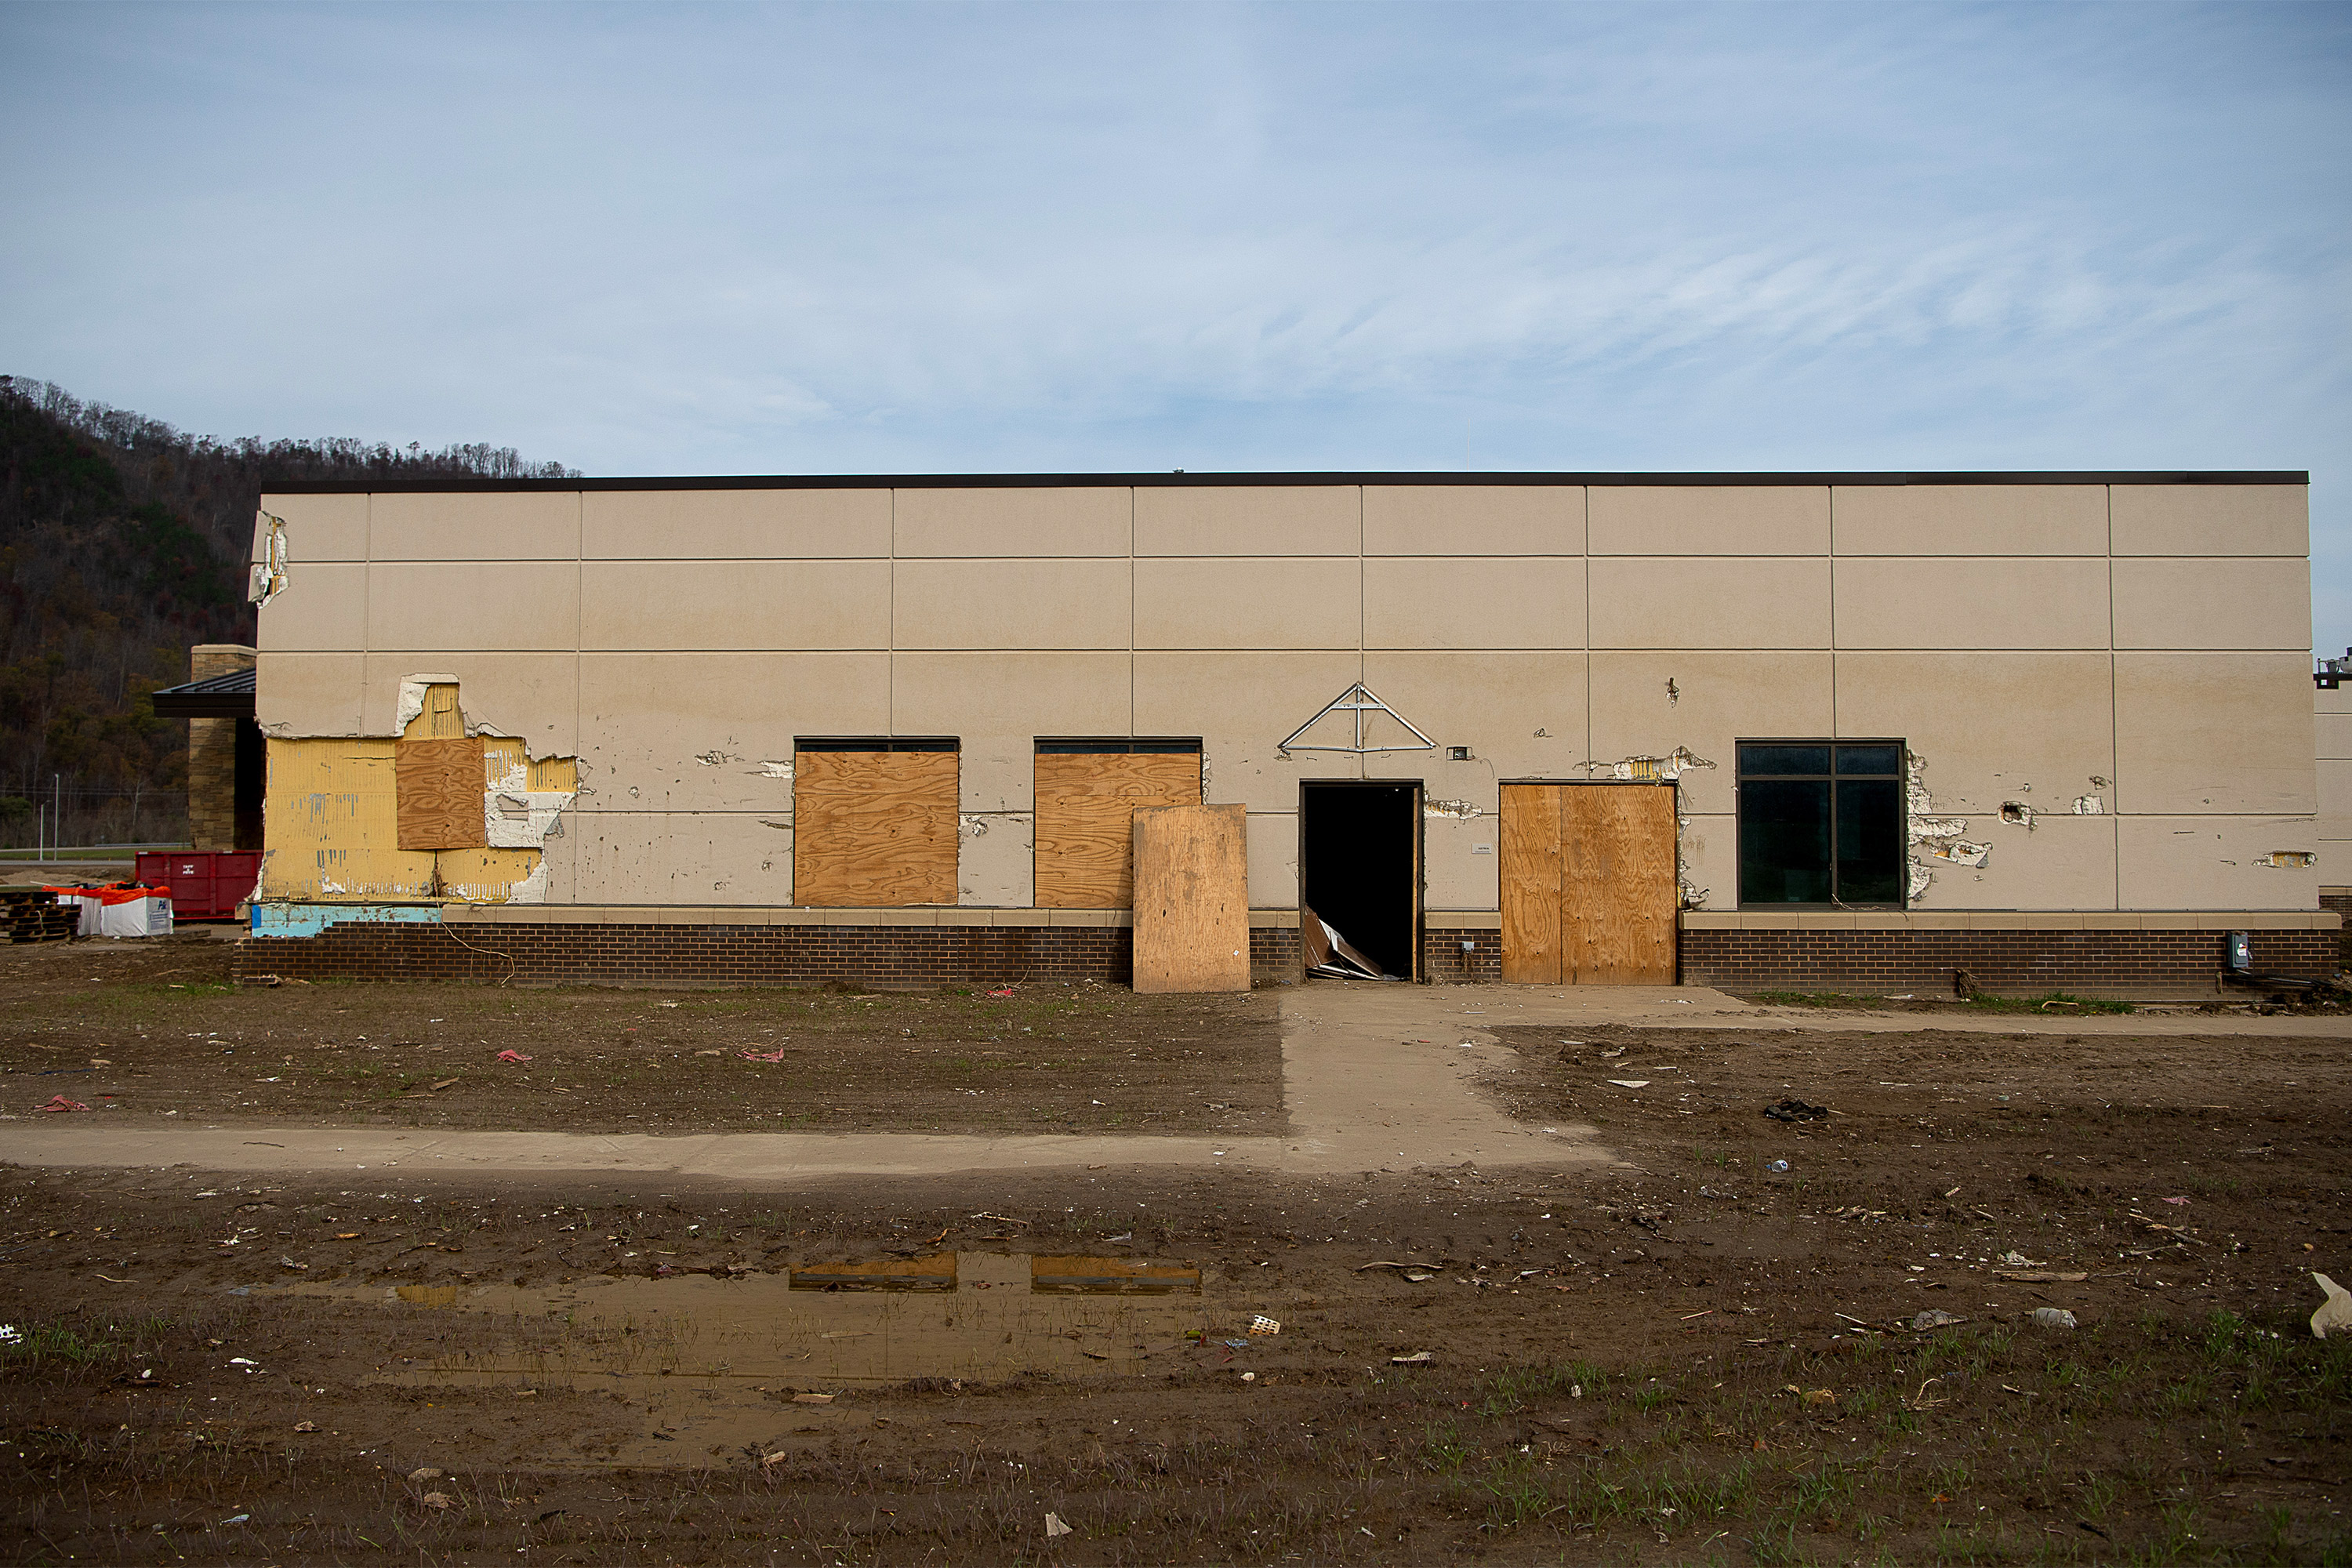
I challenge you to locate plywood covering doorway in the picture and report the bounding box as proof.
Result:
[1501,782,1677,985]
[793,740,960,907]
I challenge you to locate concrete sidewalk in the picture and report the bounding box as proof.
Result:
[1,983,2339,1185]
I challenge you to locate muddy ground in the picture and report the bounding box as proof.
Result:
[3,949,2350,1564]
[0,933,1283,1137]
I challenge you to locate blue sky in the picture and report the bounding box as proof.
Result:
[3,2,2346,652]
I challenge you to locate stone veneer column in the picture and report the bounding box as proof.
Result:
[186,644,255,852]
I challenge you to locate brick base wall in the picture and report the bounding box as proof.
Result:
[2324,892,2351,970]
[240,919,1319,990]
[1422,927,1502,984]
[1679,926,2338,999]
[232,915,2337,996]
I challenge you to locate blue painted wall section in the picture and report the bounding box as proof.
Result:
[251,902,446,939]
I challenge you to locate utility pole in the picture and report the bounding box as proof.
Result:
[53,773,60,859]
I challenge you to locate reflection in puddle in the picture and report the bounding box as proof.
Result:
[286,1254,1216,1467]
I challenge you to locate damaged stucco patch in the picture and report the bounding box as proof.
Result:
[1904,752,1979,898]
[248,511,287,609]
[1424,797,1483,819]
[260,680,579,909]
[1585,746,1715,783]
[484,751,578,850]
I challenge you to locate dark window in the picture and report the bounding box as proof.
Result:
[1737,742,1904,906]
[1033,738,1201,755]
[793,736,959,753]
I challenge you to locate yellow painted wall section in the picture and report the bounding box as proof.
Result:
[260,739,438,900]
[262,684,580,904]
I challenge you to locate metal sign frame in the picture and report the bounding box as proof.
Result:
[1278,682,1436,755]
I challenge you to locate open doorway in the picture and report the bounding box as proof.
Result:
[1298,780,1421,981]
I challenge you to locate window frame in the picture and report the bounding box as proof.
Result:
[1733,739,1908,909]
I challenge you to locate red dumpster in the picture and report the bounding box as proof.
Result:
[134,852,261,921]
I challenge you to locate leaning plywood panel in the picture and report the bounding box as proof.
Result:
[395,737,488,851]
[1132,804,1250,993]
[1560,785,1676,985]
[1501,785,1565,984]
[1035,753,1203,907]
[793,751,959,906]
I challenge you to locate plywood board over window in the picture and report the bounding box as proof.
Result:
[1501,782,1676,984]
[793,746,959,906]
[1132,803,1250,993]
[1035,746,1203,907]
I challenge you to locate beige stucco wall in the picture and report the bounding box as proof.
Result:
[2320,684,2352,893]
[254,478,2321,914]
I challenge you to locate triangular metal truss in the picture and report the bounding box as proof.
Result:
[1278,682,1436,755]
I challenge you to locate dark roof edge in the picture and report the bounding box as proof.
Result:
[258,469,2312,496]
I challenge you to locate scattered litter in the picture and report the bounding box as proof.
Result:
[986,988,1015,998]
[1240,1370,1256,1381]
[1802,1388,1835,1406]
[1911,1309,1968,1330]
[220,1513,249,1525]
[293,1421,317,1432]
[1403,1270,1436,1283]
[408,1467,444,1483]
[1597,1046,1626,1059]
[495,1050,532,1064]
[429,1077,459,1092]
[37,1095,89,1113]
[655,1000,680,1008]
[1355,1260,1429,1272]
[1248,1315,1281,1337]
[1994,1269,2087,1283]
[2311,1274,2352,1339]
[1763,1098,1828,1122]
[1766,1160,1790,1173]
[1391,1350,1435,1364]
[1044,1512,1073,1537]
[421,1493,453,1511]
[2031,1308,2078,1330]
[791,1392,835,1405]
[1608,1080,1651,1090]
[2161,1196,2190,1207]
[1999,1250,2038,1266]
[739,1048,790,1062]
[229,1357,260,1368]
[279,1257,308,1272]
[760,1450,789,1467]
[695,1048,722,1056]
[1102,1232,1133,1243]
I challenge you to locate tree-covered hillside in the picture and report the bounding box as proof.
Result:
[0,377,577,848]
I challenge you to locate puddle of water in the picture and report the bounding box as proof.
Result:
[285,1254,1221,1466]
[1032,1255,1200,1294]
[787,1253,956,1292]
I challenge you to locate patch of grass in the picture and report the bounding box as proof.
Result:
[1962,991,2135,1015]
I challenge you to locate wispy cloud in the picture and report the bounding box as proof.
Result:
[1,1,2345,644]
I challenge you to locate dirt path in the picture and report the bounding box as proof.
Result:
[0,980,1623,1178]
